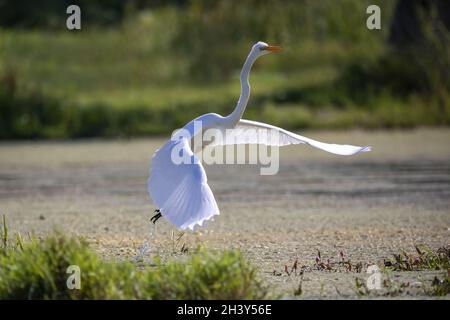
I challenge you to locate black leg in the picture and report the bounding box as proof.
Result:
[150,209,162,224]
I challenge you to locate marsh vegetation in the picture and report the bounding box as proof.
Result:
[1,0,449,139]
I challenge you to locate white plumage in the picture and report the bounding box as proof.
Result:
[213,119,371,155]
[148,138,219,230]
[148,41,370,230]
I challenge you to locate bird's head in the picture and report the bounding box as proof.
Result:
[252,41,283,57]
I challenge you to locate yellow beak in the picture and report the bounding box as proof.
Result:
[265,45,283,52]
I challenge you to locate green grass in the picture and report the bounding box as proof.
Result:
[353,245,450,297]
[0,0,449,139]
[383,245,450,272]
[427,274,450,296]
[0,216,268,299]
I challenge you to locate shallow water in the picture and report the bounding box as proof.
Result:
[1,128,449,298]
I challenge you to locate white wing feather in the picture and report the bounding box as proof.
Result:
[148,138,219,230]
[212,119,371,155]
[148,119,370,231]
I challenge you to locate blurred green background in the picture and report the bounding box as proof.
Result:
[0,0,449,139]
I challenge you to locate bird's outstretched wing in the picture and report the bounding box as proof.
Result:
[212,119,371,155]
[148,138,219,230]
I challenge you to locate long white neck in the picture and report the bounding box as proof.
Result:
[225,51,258,127]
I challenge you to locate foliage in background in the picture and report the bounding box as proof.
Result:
[0,0,142,29]
[0,0,449,139]
[172,0,388,81]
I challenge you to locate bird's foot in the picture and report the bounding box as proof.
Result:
[150,209,162,224]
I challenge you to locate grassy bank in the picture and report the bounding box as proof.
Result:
[1,0,449,139]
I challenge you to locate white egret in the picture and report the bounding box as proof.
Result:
[148,41,371,230]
